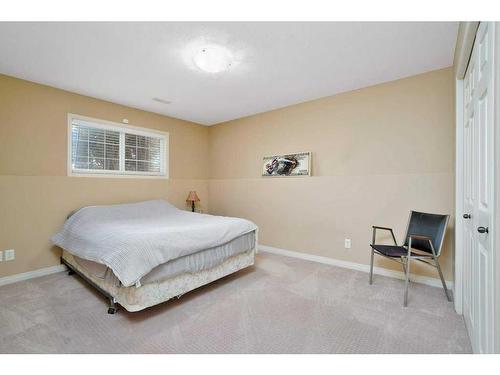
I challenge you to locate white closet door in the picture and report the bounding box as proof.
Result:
[462,43,476,348]
[462,21,495,354]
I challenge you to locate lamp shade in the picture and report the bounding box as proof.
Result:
[186,191,200,202]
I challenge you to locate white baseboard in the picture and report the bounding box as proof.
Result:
[0,264,67,287]
[259,245,453,289]
[0,247,452,290]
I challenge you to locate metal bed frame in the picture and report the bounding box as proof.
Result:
[61,256,118,314]
[58,210,258,315]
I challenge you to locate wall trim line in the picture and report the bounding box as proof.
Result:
[259,245,454,289]
[0,264,67,287]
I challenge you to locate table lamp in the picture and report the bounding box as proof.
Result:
[186,191,200,212]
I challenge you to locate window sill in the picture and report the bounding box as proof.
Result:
[68,172,169,179]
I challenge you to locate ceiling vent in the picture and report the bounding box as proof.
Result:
[153,97,172,105]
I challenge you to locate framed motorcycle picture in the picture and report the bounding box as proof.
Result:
[261,152,311,177]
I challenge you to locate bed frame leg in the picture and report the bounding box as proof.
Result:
[67,269,75,275]
[107,298,117,314]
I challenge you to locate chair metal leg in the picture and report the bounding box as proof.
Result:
[404,256,410,307]
[369,228,376,285]
[434,256,452,302]
[400,260,411,284]
[369,249,374,285]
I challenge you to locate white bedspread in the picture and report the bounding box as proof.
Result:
[51,200,257,287]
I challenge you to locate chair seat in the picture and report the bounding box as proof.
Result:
[370,244,430,258]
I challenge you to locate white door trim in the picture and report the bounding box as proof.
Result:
[494,22,500,354]
[455,77,464,315]
[454,22,480,79]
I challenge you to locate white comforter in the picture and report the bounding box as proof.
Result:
[51,200,257,287]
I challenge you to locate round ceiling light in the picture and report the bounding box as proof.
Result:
[192,44,233,73]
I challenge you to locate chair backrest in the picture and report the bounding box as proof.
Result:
[403,211,449,256]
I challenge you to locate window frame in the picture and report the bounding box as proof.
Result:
[67,113,169,179]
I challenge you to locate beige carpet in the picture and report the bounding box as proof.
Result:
[0,252,471,353]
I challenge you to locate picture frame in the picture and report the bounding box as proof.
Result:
[261,152,311,177]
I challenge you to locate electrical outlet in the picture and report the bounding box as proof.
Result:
[4,249,15,261]
[344,239,352,249]
[0,250,3,262]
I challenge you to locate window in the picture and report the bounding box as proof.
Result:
[68,114,168,178]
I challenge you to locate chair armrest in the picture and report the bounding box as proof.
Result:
[372,226,398,245]
[372,225,394,231]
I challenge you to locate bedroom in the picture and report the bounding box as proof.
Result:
[1,0,499,370]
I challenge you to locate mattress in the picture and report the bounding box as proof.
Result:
[73,231,256,286]
[52,199,257,287]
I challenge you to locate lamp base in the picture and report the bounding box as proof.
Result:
[191,201,195,212]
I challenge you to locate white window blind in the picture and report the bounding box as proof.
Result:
[71,125,120,171]
[124,133,161,173]
[69,115,168,177]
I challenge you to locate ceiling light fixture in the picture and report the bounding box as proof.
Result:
[192,44,233,74]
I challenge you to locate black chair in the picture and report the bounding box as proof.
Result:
[369,211,452,307]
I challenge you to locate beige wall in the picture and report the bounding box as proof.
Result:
[1,67,456,282]
[0,74,209,278]
[208,68,455,279]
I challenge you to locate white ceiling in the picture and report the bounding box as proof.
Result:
[0,22,458,125]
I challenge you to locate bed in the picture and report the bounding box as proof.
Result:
[51,200,258,313]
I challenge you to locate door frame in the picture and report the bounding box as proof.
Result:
[494,22,500,354]
[455,77,464,316]
[454,21,499,353]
